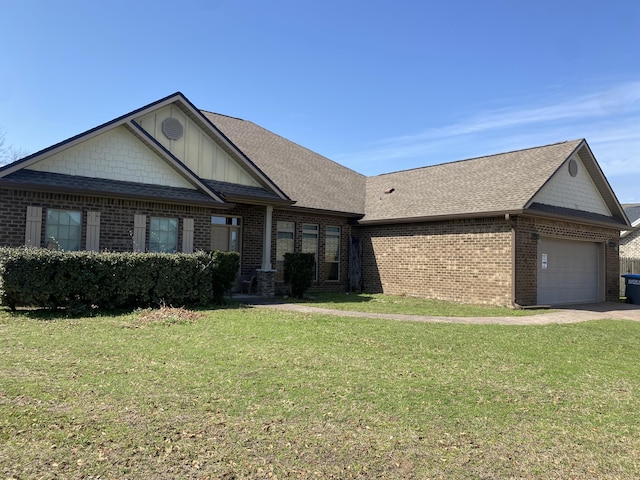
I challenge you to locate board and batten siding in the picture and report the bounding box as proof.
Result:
[135,105,260,187]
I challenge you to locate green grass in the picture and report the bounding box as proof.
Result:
[1,305,639,479]
[292,292,546,316]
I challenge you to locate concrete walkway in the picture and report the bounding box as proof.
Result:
[235,296,640,325]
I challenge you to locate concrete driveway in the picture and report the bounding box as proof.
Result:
[238,297,640,325]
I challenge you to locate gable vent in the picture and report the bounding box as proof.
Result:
[162,117,184,141]
[568,158,578,177]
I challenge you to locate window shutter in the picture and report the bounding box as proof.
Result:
[133,214,146,252]
[25,206,42,247]
[182,218,194,253]
[86,211,101,252]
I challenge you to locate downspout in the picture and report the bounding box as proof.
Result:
[507,213,519,309]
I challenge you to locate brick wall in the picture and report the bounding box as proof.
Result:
[353,215,620,307]
[620,230,640,258]
[513,216,621,305]
[272,209,352,293]
[354,217,514,306]
[0,187,351,292]
[1,186,623,304]
[0,187,267,259]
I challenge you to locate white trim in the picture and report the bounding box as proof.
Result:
[262,205,273,271]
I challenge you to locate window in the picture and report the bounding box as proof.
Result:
[325,226,341,281]
[276,221,295,281]
[46,209,82,251]
[211,216,241,226]
[302,224,319,281]
[211,216,241,252]
[149,217,178,253]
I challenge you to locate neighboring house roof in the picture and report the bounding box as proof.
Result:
[202,111,367,216]
[362,139,629,228]
[621,204,640,237]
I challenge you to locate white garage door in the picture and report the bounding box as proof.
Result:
[537,238,600,305]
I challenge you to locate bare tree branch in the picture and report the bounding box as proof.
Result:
[0,127,29,166]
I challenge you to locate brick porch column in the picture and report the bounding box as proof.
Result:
[256,269,276,297]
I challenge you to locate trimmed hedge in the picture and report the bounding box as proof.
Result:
[0,248,240,311]
[283,252,315,298]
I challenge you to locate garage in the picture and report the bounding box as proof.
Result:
[537,238,601,305]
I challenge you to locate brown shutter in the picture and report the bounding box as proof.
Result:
[182,218,194,253]
[24,206,42,247]
[86,211,101,252]
[133,214,146,252]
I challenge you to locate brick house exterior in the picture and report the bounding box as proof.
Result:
[0,92,631,307]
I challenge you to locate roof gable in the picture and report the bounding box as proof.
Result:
[363,140,584,222]
[135,104,261,188]
[0,92,292,206]
[530,151,610,216]
[362,139,629,228]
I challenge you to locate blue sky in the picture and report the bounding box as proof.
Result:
[1,0,639,203]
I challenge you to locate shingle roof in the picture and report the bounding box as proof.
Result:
[1,170,224,206]
[202,112,366,215]
[623,204,640,225]
[202,179,290,204]
[362,140,585,222]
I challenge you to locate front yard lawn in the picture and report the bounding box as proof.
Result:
[291,292,545,316]
[1,305,639,478]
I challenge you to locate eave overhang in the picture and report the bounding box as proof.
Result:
[0,172,233,209]
[356,210,523,226]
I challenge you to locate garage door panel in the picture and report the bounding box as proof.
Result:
[537,238,599,305]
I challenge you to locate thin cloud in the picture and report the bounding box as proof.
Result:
[336,81,640,177]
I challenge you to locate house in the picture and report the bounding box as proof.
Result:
[0,92,631,307]
[620,204,640,258]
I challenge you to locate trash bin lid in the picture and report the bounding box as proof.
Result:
[621,274,640,279]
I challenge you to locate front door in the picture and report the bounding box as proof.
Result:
[211,216,242,288]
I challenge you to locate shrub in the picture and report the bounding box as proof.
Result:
[0,248,240,311]
[209,251,241,304]
[283,252,315,298]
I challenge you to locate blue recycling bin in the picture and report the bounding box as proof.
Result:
[621,274,640,304]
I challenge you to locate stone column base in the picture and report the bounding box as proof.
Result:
[256,270,276,297]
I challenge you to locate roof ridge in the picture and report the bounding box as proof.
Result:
[200,110,246,122]
[372,139,584,178]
